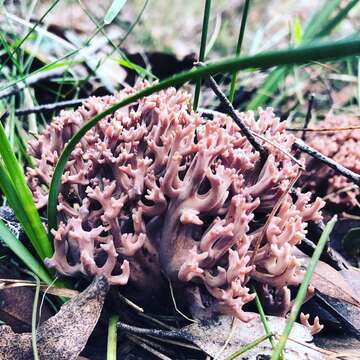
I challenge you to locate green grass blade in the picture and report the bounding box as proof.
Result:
[29,272,41,360]
[0,219,52,284]
[104,0,128,25]
[252,286,276,349]
[357,57,360,110]
[118,0,149,47]
[247,66,288,109]
[316,0,359,38]
[226,333,272,360]
[0,120,52,259]
[193,0,212,111]
[304,0,341,40]
[0,162,40,246]
[229,0,250,103]
[0,0,61,74]
[247,0,356,110]
[271,216,337,360]
[107,314,119,360]
[47,38,360,232]
[294,16,302,46]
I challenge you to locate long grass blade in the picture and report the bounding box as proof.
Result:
[47,38,360,232]
[0,219,52,284]
[229,0,250,103]
[107,314,119,360]
[0,0,61,74]
[104,0,128,25]
[0,162,37,240]
[226,333,272,360]
[247,0,357,110]
[29,272,41,360]
[304,0,341,40]
[316,0,359,38]
[251,286,276,349]
[0,119,52,259]
[193,0,212,111]
[270,216,337,360]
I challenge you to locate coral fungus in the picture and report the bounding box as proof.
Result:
[27,84,324,321]
[303,113,360,208]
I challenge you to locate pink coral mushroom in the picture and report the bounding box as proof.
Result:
[303,113,360,208]
[27,83,324,321]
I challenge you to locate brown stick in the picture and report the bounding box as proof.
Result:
[294,139,360,186]
[14,98,86,117]
[301,93,315,141]
[205,75,268,162]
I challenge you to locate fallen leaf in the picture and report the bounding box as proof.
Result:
[295,249,360,307]
[0,276,109,360]
[340,268,360,295]
[0,286,53,332]
[315,293,360,338]
[315,332,360,359]
[342,227,360,257]
[184,314,328,360]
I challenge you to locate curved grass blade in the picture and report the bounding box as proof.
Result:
[0,121,52,259]
[271,216,337,360]
[0,219,52,284]
[193,0,212,111]
[47,38,360,232]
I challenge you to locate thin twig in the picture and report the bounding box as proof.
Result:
[147,335,201,351]
[247,169,302,274]
[14,98,86,117]
[287,124,360,132]
[167,276,197,323]
[117,291,144,313]
[301,93,315,141]
[206,75,268,162]
[0,68,64,100]
[126,334,172,360]
[214,317,237,360]
[294,138,360,186]
[137,312,176,330]
[118,322,186,340]
[251,130,304,168]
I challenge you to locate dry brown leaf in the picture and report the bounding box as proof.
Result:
[295,249,360,307]
[183,314,328,360]
[0,276,108,360]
